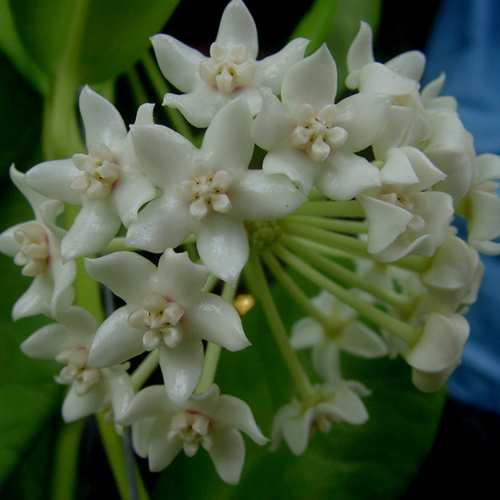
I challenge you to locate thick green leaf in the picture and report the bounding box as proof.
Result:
[7,0,181,85]
[290,0,381,95]
[0,0,48,94]
[0,185,64,487]
[151,273,445,500]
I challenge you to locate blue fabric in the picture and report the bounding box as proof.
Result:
[423,0,500,415]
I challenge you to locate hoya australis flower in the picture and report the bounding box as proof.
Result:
[290,290,388,382]
[117,384,268,485]
[24,86,156,261]
[252,44,392,200]
[270,381,371,456]
[20,306,134,423]
[460,153,500,254]
[422,234,484,316]
[152,0,308,127]
[0,166,76,320]
[405,312,469,393]
[85,249,250,407]
[346,21,426,89]
[357,146,453,262]
[126,98,305,284]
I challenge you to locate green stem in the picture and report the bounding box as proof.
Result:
[96,413,150,500]
[293,200,365,218]
[285,215,368,234]
[261,252,331,330]
[274,244,419,346]
[245,252,316,403]
[281,236,412,313]
[51,420,85,500]
[127,66,150,108]
[279,219,370,258]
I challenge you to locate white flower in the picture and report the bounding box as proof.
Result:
[20,306,134,423]
[152,0,308,127]
[117,384,268,485]
[423,110,476,201]
[270,381,371,456]
[290,290,388,382]
[405,312,469,393]
[252,44,392,200]
[346,21,426,88]
[422,234,484,315]
[0,166,76,319]
[461,153,500,254]
[126,98,305,285]
[357,146,453,262]
[84,249,250,408]
[24,86,156,261]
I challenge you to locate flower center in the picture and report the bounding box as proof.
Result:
[199,42,255,93]
[70,143,120,200]
[168,411,213,457]
[55,346,102,396]
[128,292,185,350]
[177,159,234,221]
[13,222,50,277]
[379,188,430,232]
[290,103,348,162]
[245,220,282,251]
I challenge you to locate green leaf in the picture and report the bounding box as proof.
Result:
[151,274,444,500]
[0,184,64,488]
[290,0,381,95]
[0,0,48,94]
[7,0,182,85]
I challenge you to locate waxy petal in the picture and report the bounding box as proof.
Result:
[158,339,204,408]
[80,86,127,147]
[84,251,156,305]
[196,215,249,285]
[231,170,306,221]
[282,44,337,110]
[151,34,204,93]
[207,428,245,485]
[183,293,249,351]
[215,0,258,58]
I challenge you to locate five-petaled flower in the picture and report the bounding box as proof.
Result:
[85,248,250,407]
[152,0,309,127]
[117,384,268,485]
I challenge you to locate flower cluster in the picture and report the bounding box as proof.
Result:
[1,0,498,486]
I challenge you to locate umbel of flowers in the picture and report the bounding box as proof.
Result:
[0,0,497,486]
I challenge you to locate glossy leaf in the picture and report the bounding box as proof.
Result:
[7,0,181,85]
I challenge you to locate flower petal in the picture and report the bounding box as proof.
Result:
[207,427,245,485]
[158,339,204,408]
[183,293,249,351]
[196,215,249,285]
[79,86,127,147]
[215,0,258,58]
[151,34,205,93]
[231,170,306,221]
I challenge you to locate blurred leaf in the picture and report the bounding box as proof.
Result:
[0,0,48,94]
[7,0,182,86]
[290,0,381,95]
[0,184,64,488]
[151,272,445,500]
[0,48,43,176]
